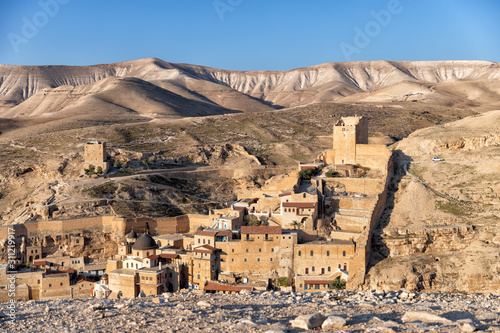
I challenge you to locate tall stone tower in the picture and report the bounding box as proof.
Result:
[84,141,109,173]
[332,116,368,164]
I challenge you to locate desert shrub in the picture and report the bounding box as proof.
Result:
[329,278,346,290]
[84,164,95,176]
[97,166,103,175]
[325,170,340,177]
[246,215,262,226]
[299,168,316,180]
[276,277,289,287]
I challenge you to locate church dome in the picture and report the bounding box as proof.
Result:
[126,229,137,239]
[132,233,158,251]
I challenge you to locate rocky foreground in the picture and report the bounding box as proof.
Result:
[1,289,499,332]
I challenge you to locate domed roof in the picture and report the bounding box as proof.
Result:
[132,233,158,251]
[126,229,137,239]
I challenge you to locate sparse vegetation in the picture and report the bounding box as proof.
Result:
[329,278,346,290]
[276,277,289,287]
[299,168,316,180]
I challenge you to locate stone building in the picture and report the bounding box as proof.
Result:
[84,141,109,174]
[107,233,182,298]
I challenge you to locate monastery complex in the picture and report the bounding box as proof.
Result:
[0,116,393,300]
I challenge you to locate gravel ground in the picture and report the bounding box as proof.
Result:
[1,289,499,332]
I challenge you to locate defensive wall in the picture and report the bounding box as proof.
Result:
[0,214,203,241]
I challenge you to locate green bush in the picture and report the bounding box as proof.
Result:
[329,278,346,290]
[299,168,316,180]
[276,277,289,287]
[246,215,262,226]
[96,166,103,175]
[325,170,339,177]
[84,164,95,176]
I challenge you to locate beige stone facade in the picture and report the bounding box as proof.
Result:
[84,141,109,173]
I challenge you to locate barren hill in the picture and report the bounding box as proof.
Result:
[1,58,499,124]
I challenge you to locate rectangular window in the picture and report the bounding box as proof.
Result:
[232,249,234,253]
[343,251,346,257]
[298,251,301,256]
[304,284,308,290]
[327,251,330,256]
[244,258,247,262]
[270,258,273,262]
[197,274,200,279]
[257,258,260,262]
[49,284,52,288]
[305,268,309,274]
[231,258,234,262]
[60,282,63,286]
[315,284,320,290]
[246,249,249,252]
[299,284,302,288]
[310,251,313,256]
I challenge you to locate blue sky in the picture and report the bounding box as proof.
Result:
[1,0,499,70]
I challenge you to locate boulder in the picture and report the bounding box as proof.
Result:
[401,311,452,324]
[291,313,325,330]
[321,315,346,330]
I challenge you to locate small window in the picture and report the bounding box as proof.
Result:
[299,284,302,288]
[305,268,309,274]
[328,266,331,272]
[257,258,260,262]
[246,249,249,253]
[343,251,346,257]
[304,284,308,290]
[270,258,273,262]
[315,284,320,290]
[208,240,210,244]
[310,250,313,256]
[259,248,261,252]
[298,251,301,256]
[60,282,63,286]
[49,284,52,288]
[327,251,330,256]
[271,248,274,252]
[231,258,234,262]
[231,249,234,253]
[312,266,315,272]
[244,258,247,262]
[197,274,200,279]
[338,264,341,269]
[198,239,200,244]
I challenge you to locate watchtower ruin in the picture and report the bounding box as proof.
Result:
[84,141,109,173]
[332,116,368,165]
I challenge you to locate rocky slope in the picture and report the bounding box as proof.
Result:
[368,110,500,294]
[1,289,499,332]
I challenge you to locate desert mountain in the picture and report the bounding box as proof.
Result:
[1,58,499,122]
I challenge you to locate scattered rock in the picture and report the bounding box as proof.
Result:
[321,315,346,330]
[291,313,325,330]
[401,311,452,324]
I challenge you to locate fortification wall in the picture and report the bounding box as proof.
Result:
[355,144,392,171]
[325,177,385,195]
[0,214,196,242]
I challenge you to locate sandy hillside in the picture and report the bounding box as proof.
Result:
[1,58,499,120]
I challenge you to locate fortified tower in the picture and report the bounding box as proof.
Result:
[84,141,109,173]
[332,116,368,164]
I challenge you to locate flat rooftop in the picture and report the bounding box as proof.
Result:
[304,239,354,246]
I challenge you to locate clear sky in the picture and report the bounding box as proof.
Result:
[1,0,499,71]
